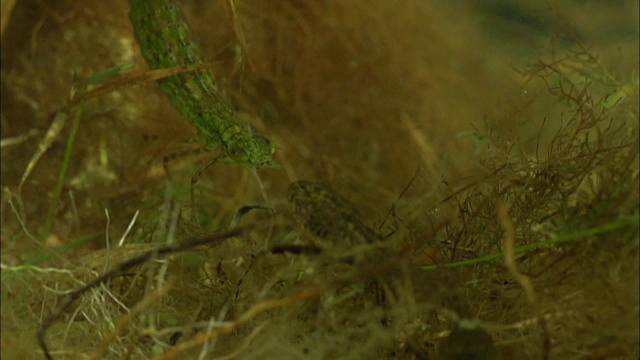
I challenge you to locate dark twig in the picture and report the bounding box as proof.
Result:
[38,226,252,360]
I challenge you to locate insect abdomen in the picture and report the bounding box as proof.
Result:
[129,0,239,144]
[288,180,383,245]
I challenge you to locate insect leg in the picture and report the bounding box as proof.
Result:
[161,147,204,184]
[190,155,220,221]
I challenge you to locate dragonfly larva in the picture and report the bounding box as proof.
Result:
[287,180,383,245]
[128,0,275,168]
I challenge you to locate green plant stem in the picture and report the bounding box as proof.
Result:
[26,231,101,266]
[40,105,84,243]
[420,214,639,271]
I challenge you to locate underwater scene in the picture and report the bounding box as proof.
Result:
[1,0,638,358]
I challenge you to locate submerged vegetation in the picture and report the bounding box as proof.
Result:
[1,0,638,359]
